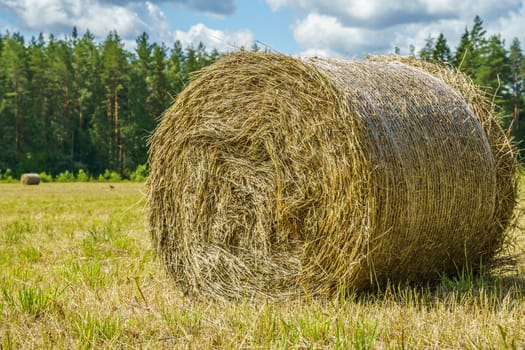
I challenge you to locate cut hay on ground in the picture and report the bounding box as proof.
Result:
[21,173,40,185]
[146,51,517,300]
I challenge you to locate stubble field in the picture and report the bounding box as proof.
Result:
[1,182,524,349]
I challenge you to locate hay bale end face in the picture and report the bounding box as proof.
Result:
[147,52,517,300]
[21,173,40,185]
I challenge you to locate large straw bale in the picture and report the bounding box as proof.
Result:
[21,173,40,185]
[146,52,517,300]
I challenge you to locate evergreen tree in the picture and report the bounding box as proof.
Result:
[196,41,208,67]
[26,33,50,170]
[419,35,435,61]
[149,43,169,118]
[408,44,416,58]
[0,33,28,167]
[394,46,401,55]
[184,45,198,80]
[475,35,510,109]
[469,15,487,51]
[124,65,149,173]
[135,32,152,82]
[167,40,185,94]
[509,38,523,130]
[123,33,154,174]
[99,31,130,173]
[73,30,103,172]
[209,48,220,63]
[454,28,471,70]
[454,16,488,79]
[432,33,451,63]
[131,32,152,136]
[46,36,75,170]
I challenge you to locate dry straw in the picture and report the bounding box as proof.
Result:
[21,173,40,185]
[146,51,517,300]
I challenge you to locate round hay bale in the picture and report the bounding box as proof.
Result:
[147,51,517,300]
[21,173,40,185]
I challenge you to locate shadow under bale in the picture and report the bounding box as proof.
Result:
[146,52,517,300]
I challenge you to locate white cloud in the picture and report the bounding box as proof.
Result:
[491,3,525,45]
[177,0,236,15]
[270,0,525,56]
[267,0,520,25]
[174,23,254,52]
[0,0,251,53]
[268,0,453,27]
[132,0,238,15]
[58,0,237,16]
[0,0,164,40]
[293,13,391,57]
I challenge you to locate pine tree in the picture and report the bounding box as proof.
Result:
[184,45,198,80]
[133,31,152,126]
[469,16,489,79]
[168,40,185,94]
[73,30,103,171]
[419,35,435,61]
[475,35,510,109]
[454,16,488,80]
[394,46,401,55]
[46,37,75,167]
[454,28,471,70]
[432,33,451,63]
[26,33,50,170]
[209,48,220,63]
[149,43,169,118]
[135,32,152,80]
[509,38,523,130]
[100,31,130,173]
[0,33,28,166]
[469,15,487,51]
[408,44,416,58]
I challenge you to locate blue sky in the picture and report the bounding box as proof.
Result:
[164,0,299,53]
[0,0,524,57]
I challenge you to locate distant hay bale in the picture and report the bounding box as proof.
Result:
[146,52,517,300]
[21,173,40,185]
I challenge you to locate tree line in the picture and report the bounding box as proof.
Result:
[0,28,219,177]
[1,16,525,178]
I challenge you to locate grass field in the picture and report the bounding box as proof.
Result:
[1,182,524,349]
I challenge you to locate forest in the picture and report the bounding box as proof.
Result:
[0,15,524,178]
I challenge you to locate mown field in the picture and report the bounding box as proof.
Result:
[1,182,524,349]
